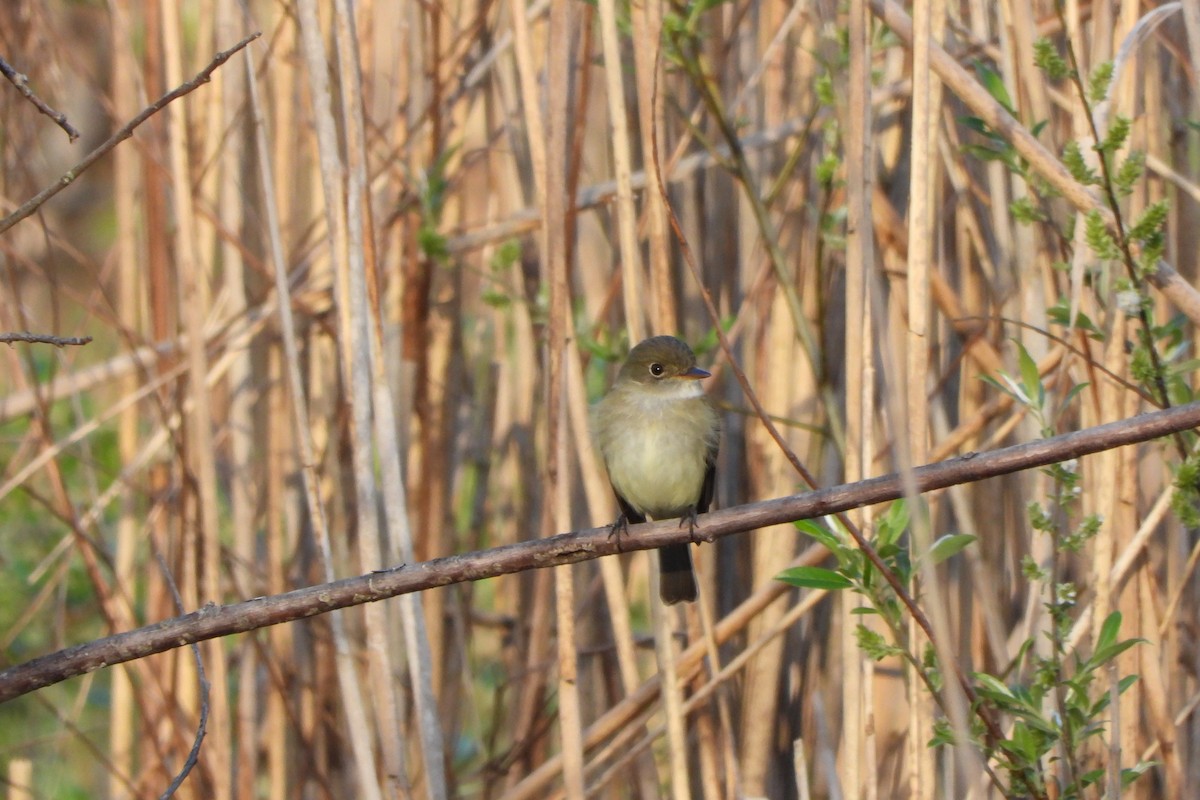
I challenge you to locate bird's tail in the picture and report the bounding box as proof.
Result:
[658,544,696,604]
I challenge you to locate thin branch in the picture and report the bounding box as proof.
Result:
[0,331,93,347]
[153,553,209,800]
[0,54,81,142]
[0,32,261,236]
[1,400,1198,705]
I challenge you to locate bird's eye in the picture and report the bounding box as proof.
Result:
[649,363,665,377]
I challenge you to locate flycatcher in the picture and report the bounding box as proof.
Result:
[592,335,720,604]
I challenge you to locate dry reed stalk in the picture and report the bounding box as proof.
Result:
[294,2,384,795]
[843,0,873,794]
[630,0,674,336]
[329,1,418,793]
[109,0,142,793]
[596,0,647,343]
[543,1,586,793]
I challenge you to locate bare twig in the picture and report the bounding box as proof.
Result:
[0,54,81,141]
[1,400,1197,706]
[0,32,261,236]
[153,554,209,800]
[0,331,93,347]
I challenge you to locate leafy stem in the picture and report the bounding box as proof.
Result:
[1051,3,1185,459]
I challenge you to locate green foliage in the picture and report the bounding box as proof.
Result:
[1129,199,1168,257]
[1047,298,1104,339]
[1010,196,1046,225]
[974,61,1016,115]
[415,146,460,264]
[856,624,905,661]
[1113,150,1145,196]
[661,0,734,65]
[1129,338,1162,386]
[976,602,1146,797]
[980,340,1089,439]
[481,239,523,308]
[778,565,853,590]
[959,115,1023,173]
[785,502,919,636]
[1087,61,1114,103]
[815,152,840,187]
[1096,115,1131,155]
[690,317,735,358]
[1033,38,1070,81]
[815,71,835,107]
[1083,210,1120,260]
[927,533,976,565]
[1062,140,1098,185]
[1172,455,1200,527]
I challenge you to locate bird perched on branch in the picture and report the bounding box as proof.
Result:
[592,335,720,604]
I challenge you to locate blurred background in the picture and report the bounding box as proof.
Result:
[1,0,1199,797]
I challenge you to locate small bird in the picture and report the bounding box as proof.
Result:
[592,335,720,604]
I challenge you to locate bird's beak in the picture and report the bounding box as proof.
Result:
[680,366,710,380]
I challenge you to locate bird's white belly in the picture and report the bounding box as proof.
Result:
[604,425,708,519]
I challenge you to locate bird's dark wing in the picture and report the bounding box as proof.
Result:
[615,493,646,525]
[696,458,717,514]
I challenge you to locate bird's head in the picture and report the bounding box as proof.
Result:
[616,335,710,396]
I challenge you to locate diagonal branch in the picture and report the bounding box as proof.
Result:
[0,54,80,142]
[0,32,261,236]
[1,400,1198,705]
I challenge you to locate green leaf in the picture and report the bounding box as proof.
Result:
[776,566,853,591]
[1063,140,1098,185]
[958,115,999,138]
[855,624,905,661]
[974,672,1016,701]
[1033,38,1070,80]
[974,61,1016,114]
[1016,341,1043,408]
[1096,115,1131,154]
[927,533,977,564]
[1010,196,1045,224]
[1084,210,1121,260]
[1121,761,1159,788]
[418,223,450,262]
[1088,61,1114,103]
[691,318,734,357]
[961,143,1017,168]
[490,238,522,271]
[1061,381,1090,410]
[876,500,910,548]
[815,72,835,107]
[795,518,842,552]
[1095,610,1122,652]
[481,289,511,309]
[1114,150,1145,196]
[1128,199,1169,244]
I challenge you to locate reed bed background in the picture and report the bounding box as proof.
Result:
[1,0,1199,797]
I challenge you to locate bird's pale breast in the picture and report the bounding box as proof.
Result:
[594,385,718,519]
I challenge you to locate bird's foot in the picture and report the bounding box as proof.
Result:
[608,514,630,550]
[679,506,715,544]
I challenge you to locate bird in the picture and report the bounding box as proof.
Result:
[591,335,720,604]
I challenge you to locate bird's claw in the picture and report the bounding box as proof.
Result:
[608,514,630,550]
[679,506,714,544]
